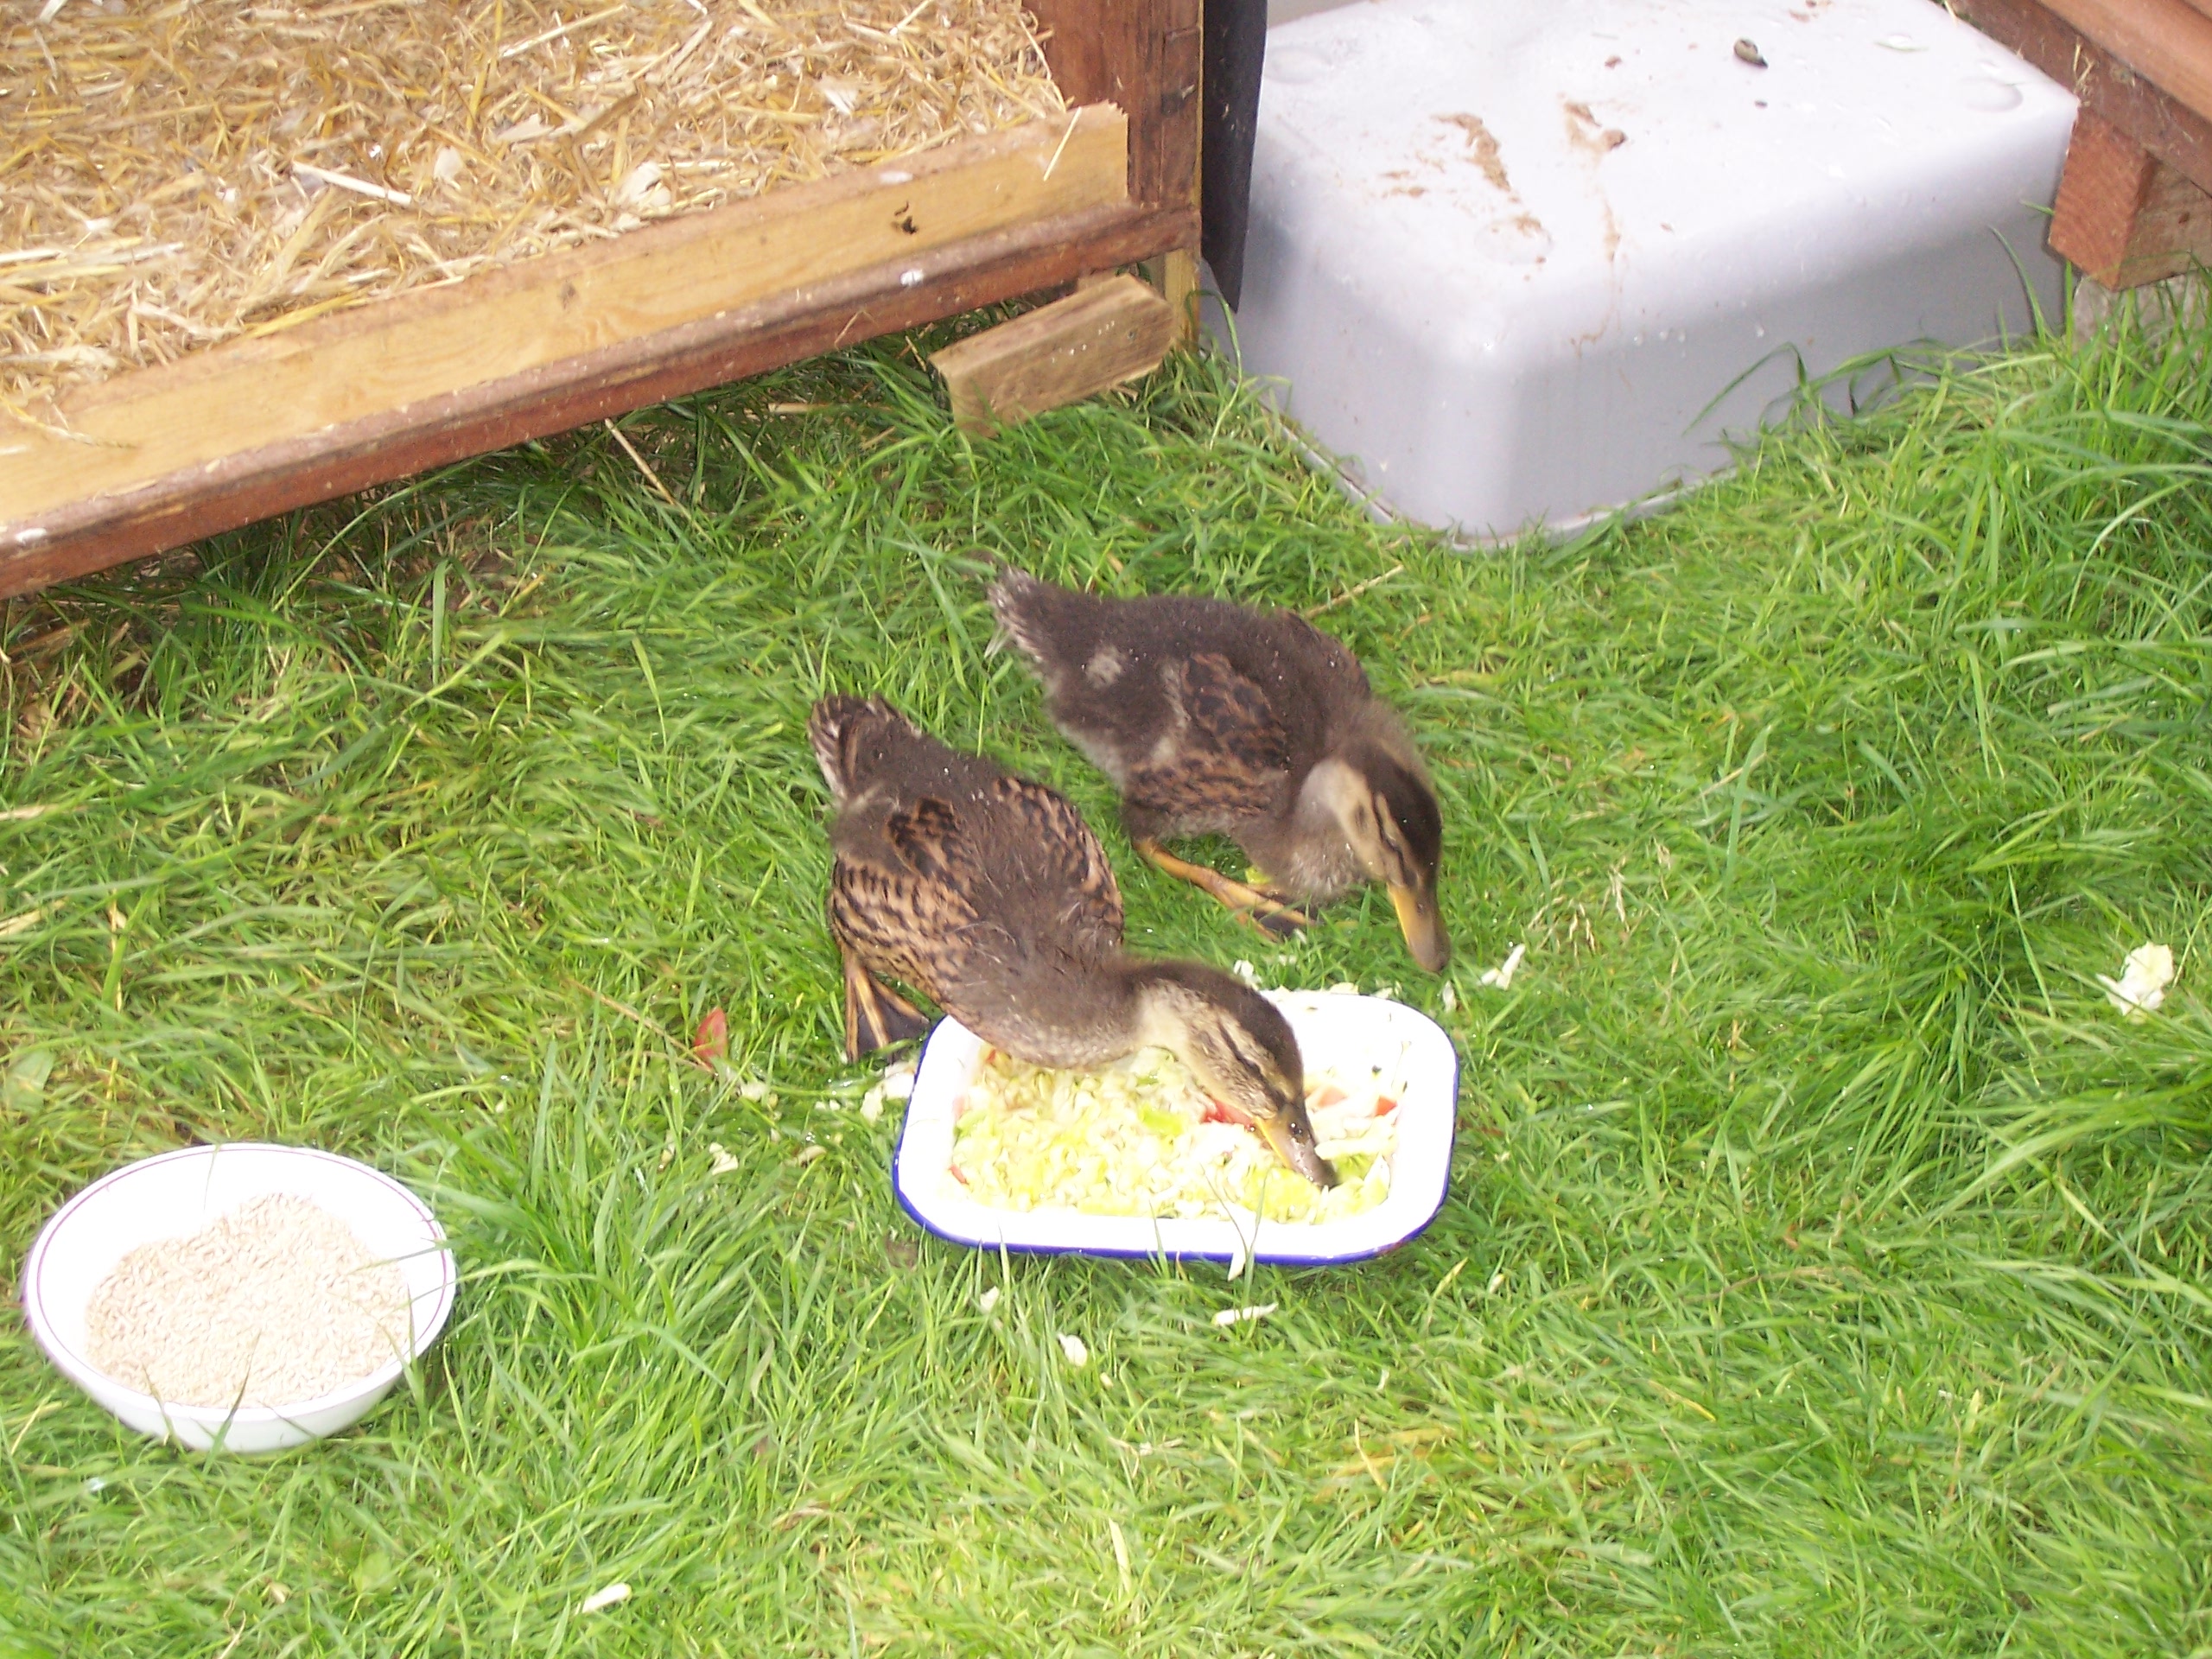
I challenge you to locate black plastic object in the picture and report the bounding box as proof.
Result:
[1202,0,1268,310]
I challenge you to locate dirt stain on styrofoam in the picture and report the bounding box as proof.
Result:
[1436,113,1515,196]
[1558,98,1628,345]
[1425,113,1550,251]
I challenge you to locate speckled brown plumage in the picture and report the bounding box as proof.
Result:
[810,694,1132,1065]
[807,693,1340,1184]
[988,569,1452,971]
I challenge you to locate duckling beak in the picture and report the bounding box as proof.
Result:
[1389,883,1451,974]
[1259,1104,1340,1190]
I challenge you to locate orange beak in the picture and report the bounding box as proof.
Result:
[1389,884,1450,973]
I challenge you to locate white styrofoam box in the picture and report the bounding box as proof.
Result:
[1218,0,2078,540]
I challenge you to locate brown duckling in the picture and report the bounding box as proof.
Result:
[809,695,1337,1187]
[988,569,1450,972]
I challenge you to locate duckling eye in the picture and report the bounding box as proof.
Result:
[1222,1027,1272,1077]
[1371,807,1414,870]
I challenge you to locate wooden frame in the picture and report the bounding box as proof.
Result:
[0,0,1202,600]
[1955,0,2212,292]
[2050,106,2212,286]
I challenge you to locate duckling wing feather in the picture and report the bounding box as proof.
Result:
[1123,650,1291,825]
[883,796,966,884]
[830,774,1124,1014]
[827,823,979,1010]
[984,775,1125,956]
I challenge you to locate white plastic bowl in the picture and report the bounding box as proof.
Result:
[893,990,1458,1265]
[21,1142,457,1453]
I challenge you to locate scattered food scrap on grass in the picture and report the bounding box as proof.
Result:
[1057,1332,1089,1367]
[2101,944,2174,1020]
[850,1056,918,1124]
[578,1581,630,1615]
[1211,1303,1278,1328]
[1478,943,1526,990]
[3,1048,53,1108]
[978,1286,1002,1314]
[707,1142,740,1175]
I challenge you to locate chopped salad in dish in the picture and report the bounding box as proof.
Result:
[949,1042,1408,1225]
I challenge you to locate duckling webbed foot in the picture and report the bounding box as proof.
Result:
[842,955,931,1060]
[1135,839,1313,936]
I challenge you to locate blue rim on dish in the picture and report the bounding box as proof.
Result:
[890,992,1459,1266]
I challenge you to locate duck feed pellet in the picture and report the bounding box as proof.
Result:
[84,1193,411,1408]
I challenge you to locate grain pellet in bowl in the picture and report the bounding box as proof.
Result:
[82,1193,411,1408]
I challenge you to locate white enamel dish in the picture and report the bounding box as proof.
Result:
[21,1142,457,1454]
[893,990,1458,1265]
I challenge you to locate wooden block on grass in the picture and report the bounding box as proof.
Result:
[931,274,1177,435]
[2051,106,2212,287]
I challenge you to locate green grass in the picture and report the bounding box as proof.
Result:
[3,296,2210,1657]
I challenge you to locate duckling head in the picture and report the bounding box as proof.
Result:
[1133,962,1338,1188]
[1306,742,1449,972]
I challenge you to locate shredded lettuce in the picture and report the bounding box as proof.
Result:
[950,1046,1399,1224]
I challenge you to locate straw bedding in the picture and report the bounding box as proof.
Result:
[0,0,1064,424]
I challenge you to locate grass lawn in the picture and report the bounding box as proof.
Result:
[2,300,2209,1658]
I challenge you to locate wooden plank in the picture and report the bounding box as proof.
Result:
[1029,0,1203,210]
[1,200,1198,599]
[1,106,1128,538]
[2036,0,2212,124]
[1955,0,2212,194]
[930,273,1177,433]
[2052,105,2163,276]
[2051,105,2212,283]
[2124,162,2212,282]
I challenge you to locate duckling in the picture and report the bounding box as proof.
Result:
[809,695,1337,1187]
[988,569,1450,972]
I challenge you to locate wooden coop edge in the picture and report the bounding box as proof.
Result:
[0,105,1194,596]
[2,200,1195,597]
[1954,0,2212,194]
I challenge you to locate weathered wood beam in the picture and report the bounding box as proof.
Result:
[1027,0,1203,213]
[930,273,1177,434]
[0,108,1204,598]
[1954,0,2212,195]
[2050,105,2212,285]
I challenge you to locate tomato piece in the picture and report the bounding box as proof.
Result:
[1375,1096,1399,1116]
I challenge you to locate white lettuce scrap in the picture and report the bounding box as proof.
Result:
[2101,944,2175,1020]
